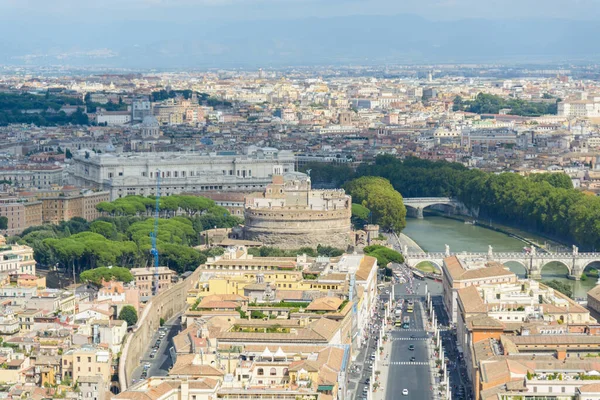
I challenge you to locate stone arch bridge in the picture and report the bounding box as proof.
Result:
[403,197,465,219]
[403,245,600,280]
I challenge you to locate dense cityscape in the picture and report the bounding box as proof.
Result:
[4,3,600,400]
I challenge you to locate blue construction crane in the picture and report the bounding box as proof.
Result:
[150,170,160,295]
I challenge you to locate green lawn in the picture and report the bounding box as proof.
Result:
[415,261,441,274]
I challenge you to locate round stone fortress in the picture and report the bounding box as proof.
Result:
[243,172,353,249]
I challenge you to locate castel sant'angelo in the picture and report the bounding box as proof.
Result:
[243,172,353,249]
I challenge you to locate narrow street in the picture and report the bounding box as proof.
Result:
[130,314,182,385]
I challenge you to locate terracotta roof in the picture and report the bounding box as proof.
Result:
[578,383,600,393]
[356,256,377,281]
[480,359,511,383]
[466,314,504,329]
[306,297,342,312]
[443,256,515,281]
[443,256,465,280]
[197,300,239,309]
[189,378,219,390]
[587,285,600,302]
[169,354,225,377]
[504,334,600,346]
[457,286,487,313]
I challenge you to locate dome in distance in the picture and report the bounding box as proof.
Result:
[141,115,159,127]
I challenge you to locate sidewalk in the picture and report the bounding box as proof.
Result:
[421,301,441,400]
[373,322,393,400]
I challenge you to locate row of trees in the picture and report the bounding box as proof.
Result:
[355,155,600,247]
[303,156,600,250]
[453,93,558,116]
[96,195,224,218]
[12,195,244,277]
[0,92,89,127]
[150,90,232,108]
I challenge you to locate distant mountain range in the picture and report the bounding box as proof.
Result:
[1,15,599,68]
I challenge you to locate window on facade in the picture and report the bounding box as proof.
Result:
[257,368,264,375]
[270,368,277,376]
[118,172,123,176]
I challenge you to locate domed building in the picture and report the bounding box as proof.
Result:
[141,116,160,138]
[243,173,353,249]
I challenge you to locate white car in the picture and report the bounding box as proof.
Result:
[402,389,409,396]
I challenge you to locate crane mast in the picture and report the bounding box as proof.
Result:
[150,170,160,295]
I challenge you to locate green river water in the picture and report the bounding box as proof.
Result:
[402,216,598,299]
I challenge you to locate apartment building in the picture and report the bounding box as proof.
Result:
[153,97,204,126]
[0,196,42,236]
[70,147,295,200]
[558,100,600,118]
[192,246,377,349]
[442,256,517,323]
[0,165,63,189]
[41,190,109,224]
[0,235,36,275]
[96,111,132,126]
[130,266,177,301]
[457,280,592,355]
[61,345,112,384]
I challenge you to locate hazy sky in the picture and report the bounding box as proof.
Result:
[1,0,600,21]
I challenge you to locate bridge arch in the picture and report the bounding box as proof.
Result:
[540,260,572,277]
[502,261,528,278]
[404,203,457,219]
[582,261,600,279]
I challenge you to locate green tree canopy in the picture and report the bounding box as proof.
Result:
[90,221,119,240]
[364,245,404,267]
[345,176,407,232]
[453,93,558,116]
[119,305,138,326]
[80,266,134,286]
[351,203,370,222]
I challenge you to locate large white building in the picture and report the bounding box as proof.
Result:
[69,147,296,200]
[558,100,600,118]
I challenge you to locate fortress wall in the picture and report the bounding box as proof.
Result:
[243,206,352,249]
[118,269,200,391]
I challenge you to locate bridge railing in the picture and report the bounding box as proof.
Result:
[404,197,454,202]
[405,251,600,259]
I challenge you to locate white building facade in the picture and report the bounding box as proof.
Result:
[69,147,296,200]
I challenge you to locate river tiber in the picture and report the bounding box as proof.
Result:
[402,216,598,299]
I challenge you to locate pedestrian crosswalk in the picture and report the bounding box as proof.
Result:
[387,361,430,366]
[392,328,424,332]
[391,337,427,341]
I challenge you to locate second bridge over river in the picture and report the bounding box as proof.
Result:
[403,245,600,280]
[403,197,465,219]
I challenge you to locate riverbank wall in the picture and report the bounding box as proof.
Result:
[396,232,425,254]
